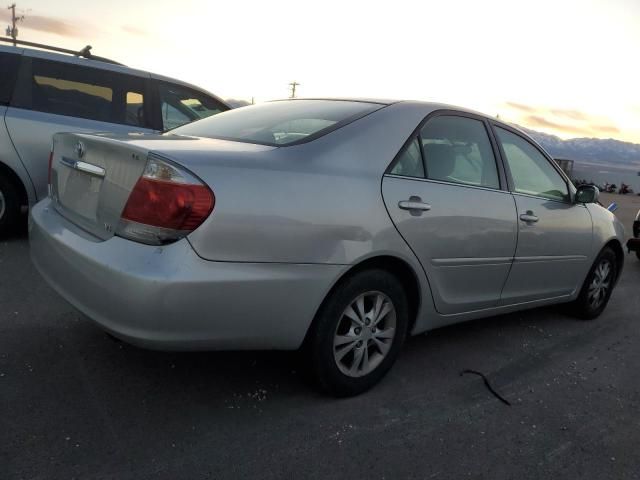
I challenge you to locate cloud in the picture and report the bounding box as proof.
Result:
[524,115,593,136]
[121,25,147,36]
[550,109,588,121]
[0,10,88,38]
[524,115,621,138]
[505,101,537,113]
[592,124,620,134]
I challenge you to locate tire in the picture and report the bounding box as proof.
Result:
[307,269,409,397]
[570,247,618,320]
[0,174,21,238]
[636,250,640,261]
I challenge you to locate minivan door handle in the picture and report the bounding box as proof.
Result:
[398,196,431,216]
[519,211,539,223]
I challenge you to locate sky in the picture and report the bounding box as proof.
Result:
[2,0,639,143]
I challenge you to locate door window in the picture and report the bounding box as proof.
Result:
[11,58,149,127]
[389,138,424,178]
[420,116,500,189]
[0,53,20,105]
[495,127,569,202]
[158,82,227,130]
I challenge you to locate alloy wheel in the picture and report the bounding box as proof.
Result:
[588,259,612,309]
[333,291,397,378]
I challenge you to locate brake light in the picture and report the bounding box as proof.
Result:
[116,156,214,245]
[47,150,53,186]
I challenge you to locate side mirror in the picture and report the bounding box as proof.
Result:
[575,185,599,204]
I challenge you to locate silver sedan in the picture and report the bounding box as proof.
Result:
[30,99,625,396]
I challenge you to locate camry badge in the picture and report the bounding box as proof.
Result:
[74,141,86,158]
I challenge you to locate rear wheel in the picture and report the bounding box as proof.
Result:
[636,250,640,261]
[570,247,618,320]
[0,175,21,238]
[308,269,409,397]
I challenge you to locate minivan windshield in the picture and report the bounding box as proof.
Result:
[168,99,383,146]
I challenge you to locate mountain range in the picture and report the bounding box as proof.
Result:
[516,127,640,167]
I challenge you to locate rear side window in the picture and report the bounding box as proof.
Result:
[159,82,227,130]
[0,52,20,105]
[390,138,424,178]
[420,116,500,189]
[170,100,382,146]
[12,58,149,127]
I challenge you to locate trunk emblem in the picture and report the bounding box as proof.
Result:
[74,141,86,158]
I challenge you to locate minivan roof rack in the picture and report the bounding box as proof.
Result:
[0,37,124,65]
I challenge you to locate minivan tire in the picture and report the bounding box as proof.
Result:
[0,175,20,238]
[308,269,409,397]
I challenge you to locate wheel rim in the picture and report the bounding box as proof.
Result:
[333,291,397,378]
[588,259,612,309]
[0,189,5,221]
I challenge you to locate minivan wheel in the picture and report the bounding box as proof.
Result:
[570,247,618,320]
[0,175,20,237]
[308,269,409,397]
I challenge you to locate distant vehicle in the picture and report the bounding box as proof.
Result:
[31,99,626,396]
[628,210,640,260]
[0,38,229,235]
[619,183,634,195]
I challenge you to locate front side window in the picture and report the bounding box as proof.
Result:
[420,116,500,189]
[12,58,148,127]
[170,99,382,146]
[0,52,21,105]
[159,82,227,130]
[495,127,569,202]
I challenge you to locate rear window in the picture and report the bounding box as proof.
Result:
[169,100,383,146]
[0,52,20,105]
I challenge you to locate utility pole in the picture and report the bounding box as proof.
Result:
[5,4,25,46]
[289,81,300,99]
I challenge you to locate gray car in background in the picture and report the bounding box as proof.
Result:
[0,40,229,234]
[30,99,626,396]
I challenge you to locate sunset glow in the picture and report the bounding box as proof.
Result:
[2,0,639,143]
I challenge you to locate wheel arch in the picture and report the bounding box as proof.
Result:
[603,238,624,285]
[302,254,423,349]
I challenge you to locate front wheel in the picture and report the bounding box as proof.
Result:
[307,269,409,397]
[570,247,618,320]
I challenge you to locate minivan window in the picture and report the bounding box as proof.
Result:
[495,127,569,202]
[159,82,227,130]
[12,58,148,127]
[420,115,500,189]
[170,100,382,146]
[0,52,20,105]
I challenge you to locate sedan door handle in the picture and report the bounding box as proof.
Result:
[519,211,539,223]
[398,196,431,215]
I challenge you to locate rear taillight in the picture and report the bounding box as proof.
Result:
[47,150,53,193]
[116,155,214,245]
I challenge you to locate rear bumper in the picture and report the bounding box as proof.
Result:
[29,199,344,351]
